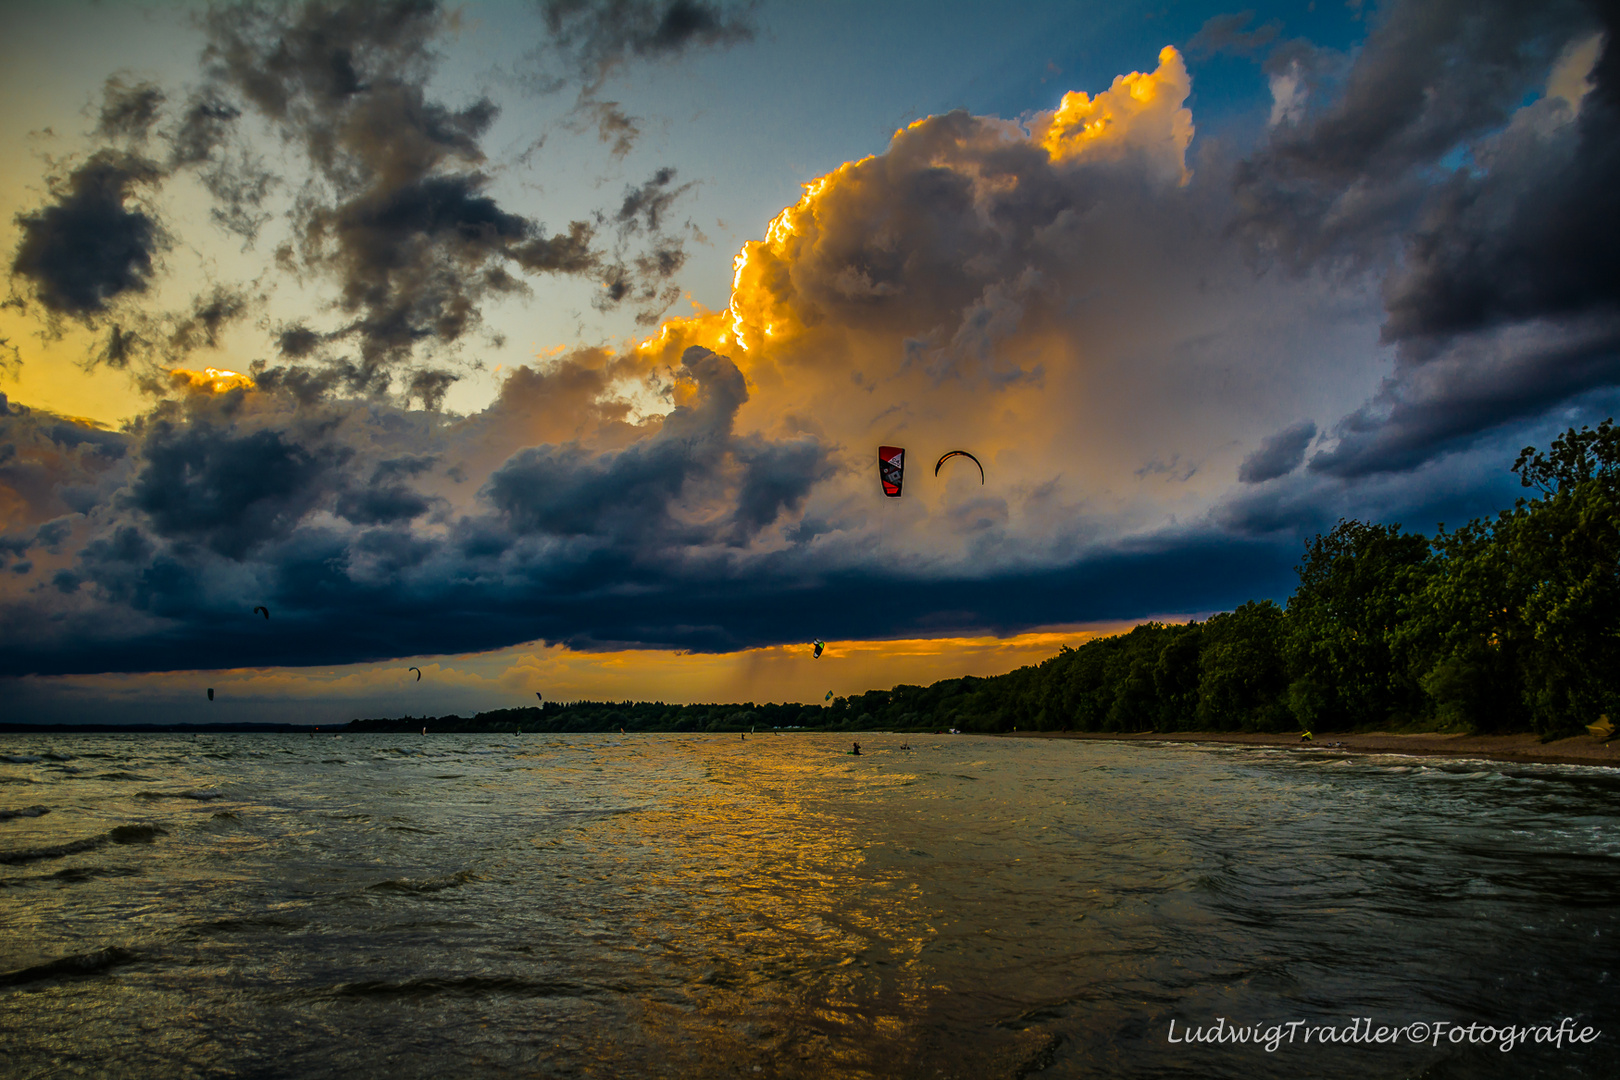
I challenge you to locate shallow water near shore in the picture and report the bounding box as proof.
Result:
[2,732,1616,1079]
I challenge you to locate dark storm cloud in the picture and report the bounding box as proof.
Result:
[0,395,129,561]
[1234,0,1593,267]
[537,0,754,86]
[128,418,351,558]
[1308,316,1620,477]
[1227,0,1619,476]
[0,526,1300,677]
[1238,419,1315,483]
[485,346,824,545]
[9,151,165,319]
[1379,16,1620,344]
[729,435,835,540]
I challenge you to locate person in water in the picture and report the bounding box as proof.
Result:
[851,741,861,755]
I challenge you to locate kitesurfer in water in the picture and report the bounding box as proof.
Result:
[851,741,861,756]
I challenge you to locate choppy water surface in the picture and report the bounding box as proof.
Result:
[1,733,1615,1079]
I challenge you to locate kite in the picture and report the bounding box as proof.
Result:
[934,450,984,484]
[878,445,905,497]
[536,692,543,702]
[207,688,214,701]
[813,640,825,659]
[825,690,834,701]
[410,667,422,681]
[253,605,269,619]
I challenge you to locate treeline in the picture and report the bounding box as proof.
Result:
[348,699,829,735]
[932,420,1620,738]
[350,423,1620,739]
[909,421,1619,738]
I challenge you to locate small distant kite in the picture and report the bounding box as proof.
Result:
[825,690,834,701]
[253,605,269,619]
[878,445,905,497]
[207,688,214,701]
[934,450,984,484]
[536,692,543,702]
[812,640,825,659]
[410,666,422,681]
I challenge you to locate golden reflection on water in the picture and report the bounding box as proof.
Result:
[2,733,1618,1079]
[541,737,958,1076]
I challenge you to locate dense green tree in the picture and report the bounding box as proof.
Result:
[1503,421,1620,733]
[1285,520,1432,730]
[1195,601,1290,731]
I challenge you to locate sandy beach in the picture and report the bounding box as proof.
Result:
[1001,728,1620,768]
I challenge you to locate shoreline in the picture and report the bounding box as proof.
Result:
[999,728,1620,768]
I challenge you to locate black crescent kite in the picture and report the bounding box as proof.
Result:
[934,450,984,483]
[253,605,269,619]
[410,667,422,681]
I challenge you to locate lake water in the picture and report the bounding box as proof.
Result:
[2,732,1616,1079]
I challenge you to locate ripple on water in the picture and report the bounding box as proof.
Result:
[0,946,139,987]
[367,869,478,895]
[0,732,1614,1080]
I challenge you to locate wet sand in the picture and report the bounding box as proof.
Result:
[1001,728,1620,768]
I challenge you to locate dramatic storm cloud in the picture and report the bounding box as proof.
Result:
[2,0,1615,684]
[1234,0,1619,476]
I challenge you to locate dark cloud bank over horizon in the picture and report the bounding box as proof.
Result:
[4,0,1620,679]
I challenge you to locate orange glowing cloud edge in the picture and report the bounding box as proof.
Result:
[624,46,1192,366]
[169,366,256,393]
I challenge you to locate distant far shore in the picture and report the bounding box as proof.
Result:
[1000,728,1620,769]
[4,722,1616,769]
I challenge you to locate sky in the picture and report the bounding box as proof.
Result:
[2,0,1617,725]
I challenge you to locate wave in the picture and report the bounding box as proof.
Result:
[93,772,154,781]
[0,805,50,821]
[313,974,582,1001]
[1,754,42,764]
[50,865,142,883]
[0,823,166,865]
[367,869,477,894]
[135,789,225,801]
[0,946,138,987]
[189,914,306,935]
